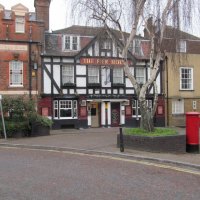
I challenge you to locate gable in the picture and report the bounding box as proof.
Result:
[11,3,29,16]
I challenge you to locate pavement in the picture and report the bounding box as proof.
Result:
[0,127,200,171]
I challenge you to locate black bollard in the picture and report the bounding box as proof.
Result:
[119,127,124,152]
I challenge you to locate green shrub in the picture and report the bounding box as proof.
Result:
[29,113,53,127]
[0,120,30,138]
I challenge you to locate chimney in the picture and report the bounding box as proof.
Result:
[34,0,51,31]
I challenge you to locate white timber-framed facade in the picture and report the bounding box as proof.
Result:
[39,26,165,129]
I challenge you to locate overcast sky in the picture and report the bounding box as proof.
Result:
[0,0,69,31]
[0,0,199,37]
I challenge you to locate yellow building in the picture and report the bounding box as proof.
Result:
[163,27,200,127]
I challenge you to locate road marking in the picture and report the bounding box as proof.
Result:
[0,146,200,176]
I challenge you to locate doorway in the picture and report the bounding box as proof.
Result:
[111,102,120,127]
[91,102,100,127]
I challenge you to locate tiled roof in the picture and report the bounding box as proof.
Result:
[164,26,200,40]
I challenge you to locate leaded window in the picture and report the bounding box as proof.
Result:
[88,66,99,83]
[136,68,146,84]
[9,61,23,86]
[62,65,74,84]
[113,68,123,84]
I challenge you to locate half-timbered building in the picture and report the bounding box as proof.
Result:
[39,25,165,129]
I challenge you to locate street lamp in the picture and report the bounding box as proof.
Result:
[0,95,7,139]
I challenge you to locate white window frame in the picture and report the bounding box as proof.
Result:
[88,66,100,83]
[132,100,152,118]
[176,40,186,53]
[62,65,74,84]
[172,99,184,114]
[136,67,146,84]
[180,67,193,90]
[9,61,23,87]
[63,35,80,51]
[15,16,25,33]
[113,68,123,84]
[53,100,58,119]
[133,39,143,56]
[101,39,112,50]
[56,100,77,119]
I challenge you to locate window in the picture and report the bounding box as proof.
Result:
[64,35,79,51]
[9,61,23,86]
[101,39,112,49]
[180,67,193,90]
[133,39,143,56]
[172,99,184,114]
[15,16,25,33]
[62,65,74,84]
[132,100,140,117]
[113,68,123,84]
[177,40,186,53]
[88,66,99,83]
[54,100,77,119]
[132,100,152,117]
[136,68,146,84]
[54,101,58,118]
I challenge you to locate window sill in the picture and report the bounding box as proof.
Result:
[112,83,125,88]
[179,89,194,91]
[87,83,101,88]
[9,85,24,88]
[61,83,76,88]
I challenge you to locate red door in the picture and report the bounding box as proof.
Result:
[111,103,120,127]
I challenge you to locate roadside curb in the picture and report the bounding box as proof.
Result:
[0,143,200,171]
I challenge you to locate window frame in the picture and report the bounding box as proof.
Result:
[88,66,100,84]
[180,67,193,90]
[9,60,23,87]
[63,35,80,51]
[176,40,186,53]
[53,100,78,119]
[132,100,152,118]
[113,67,124,84]
[15,16,25,33]
[135,67,146,84]
[62,65,74,85]
[172,99,184,114]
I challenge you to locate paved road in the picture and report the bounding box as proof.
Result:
[0,147,199,200]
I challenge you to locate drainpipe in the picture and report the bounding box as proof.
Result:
[29,42,32,99]
[166,56,169,126]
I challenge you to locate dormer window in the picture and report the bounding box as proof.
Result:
[64,35,80,51]
[176,40,186,53]
[15,16,25,33]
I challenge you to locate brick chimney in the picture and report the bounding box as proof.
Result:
[34,0,51,31]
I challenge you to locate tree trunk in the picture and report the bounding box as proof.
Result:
[139,98,154,132]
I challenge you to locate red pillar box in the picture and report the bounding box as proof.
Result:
[186,112,200,153]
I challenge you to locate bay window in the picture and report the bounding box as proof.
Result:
[53,100,77,119]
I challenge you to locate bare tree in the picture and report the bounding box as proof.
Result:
[72,0,198,131]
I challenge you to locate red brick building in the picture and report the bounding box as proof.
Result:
[0,0,50,99]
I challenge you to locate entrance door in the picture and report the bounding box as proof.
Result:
[91,102,100,127]
[111,102,120,127]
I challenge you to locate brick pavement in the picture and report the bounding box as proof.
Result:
[0,127,200,170]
